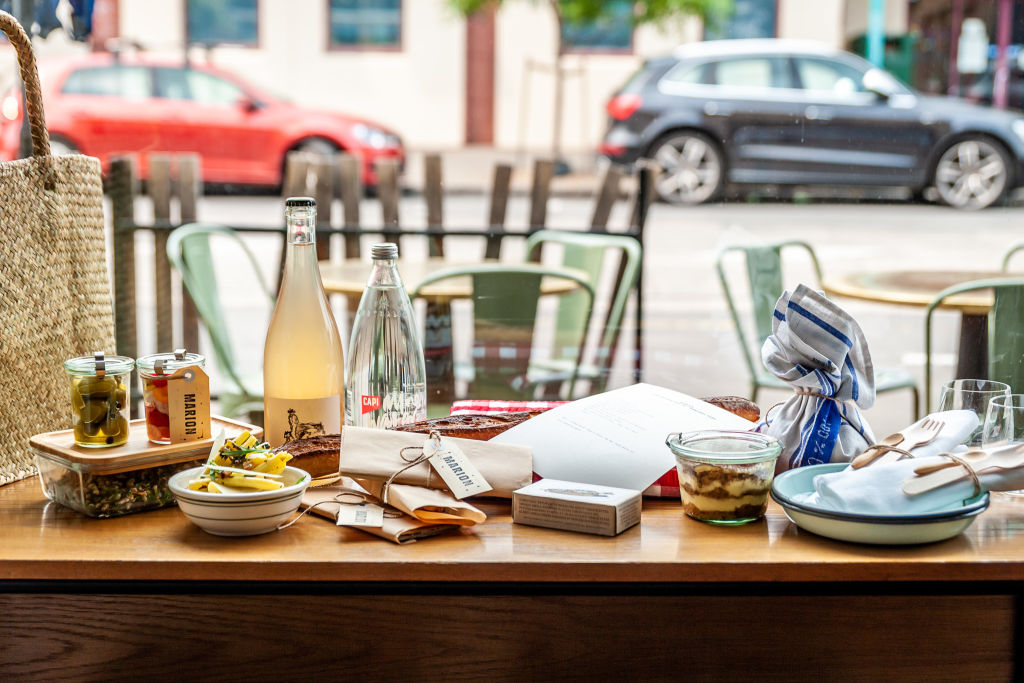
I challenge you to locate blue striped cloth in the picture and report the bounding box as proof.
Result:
[760,285,876,470]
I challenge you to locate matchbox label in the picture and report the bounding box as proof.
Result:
[362,395,382,414]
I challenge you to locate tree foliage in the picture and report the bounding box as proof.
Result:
[448,0,727,25]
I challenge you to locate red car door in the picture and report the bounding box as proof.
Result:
[153,66,280,184]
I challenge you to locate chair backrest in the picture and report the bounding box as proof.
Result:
[412,264,595,400]
[166,223,274,397]
[715,241,824,381]
[925,277,1024,412]
[1002,243,1024,271]
[523,230,642,392]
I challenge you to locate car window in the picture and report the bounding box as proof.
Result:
[662,61,712,86]
[710,57,791,89]
[154,67,245,106]
[794,57,866,94]
[61,66,152,99]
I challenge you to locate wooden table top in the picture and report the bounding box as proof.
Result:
[3,476,1024,584]
[319,258,583,300]
[822,270,1011,315]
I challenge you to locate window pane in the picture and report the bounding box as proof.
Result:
[329,0,402,47]
[187,0,258,45]
[796,58,866,94]
[61,66,152,99]
[705,0,776,40]
[713,58,787,88]
[662,62,711,86]
[154,68,245,105]
[562,0,632,51]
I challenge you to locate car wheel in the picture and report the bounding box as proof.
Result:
[296,138,339,158]
[649,131,724,205]
[48,136,78,156]
[932,137,1011,210]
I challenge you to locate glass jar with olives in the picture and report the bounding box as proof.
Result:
[64,353,134,448]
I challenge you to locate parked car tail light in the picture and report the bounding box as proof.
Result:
[1,94,19,122]
[606,94,642,121]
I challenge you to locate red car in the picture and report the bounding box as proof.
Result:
[0,52,404,187]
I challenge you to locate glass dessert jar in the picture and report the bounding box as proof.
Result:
[137,351,207,444]
[665,430,782,525]
[64,353,133,448]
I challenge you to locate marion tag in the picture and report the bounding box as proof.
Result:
[425,435,492,499]
[336,503,384,528]
[167,365,210,443]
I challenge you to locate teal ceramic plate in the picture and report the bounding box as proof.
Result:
[771,463,989,545]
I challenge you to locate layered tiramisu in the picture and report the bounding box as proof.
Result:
[666,430,782,525]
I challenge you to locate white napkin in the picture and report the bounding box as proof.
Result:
[794,445,1024,515]
[847,410,980,467]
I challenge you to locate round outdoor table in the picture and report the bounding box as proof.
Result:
[319,258,583,300]
[822,269,1009,380]
[319,258,586,406]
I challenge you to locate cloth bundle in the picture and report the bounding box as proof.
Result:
[759,285,876,471]
[300,426,533,543]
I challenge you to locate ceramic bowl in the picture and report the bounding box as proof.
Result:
[770,463,989,545]
[168,465,310,537]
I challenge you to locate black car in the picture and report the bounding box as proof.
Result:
[600,39,1024,209]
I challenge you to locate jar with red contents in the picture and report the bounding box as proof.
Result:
[136,351,206,444]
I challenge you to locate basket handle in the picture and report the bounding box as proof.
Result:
[0,11,50,157]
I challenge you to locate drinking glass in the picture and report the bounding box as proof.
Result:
[938,379,1011,446]
[981,394,1024,497]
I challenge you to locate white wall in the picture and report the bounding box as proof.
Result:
[844,0,910,41]
[493,3,702,154]
[778,0,844,47]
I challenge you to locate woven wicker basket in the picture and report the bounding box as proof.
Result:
[0,11,116,485]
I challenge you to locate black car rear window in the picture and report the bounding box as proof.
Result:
[61,66,153,99]
[708,57,793,89]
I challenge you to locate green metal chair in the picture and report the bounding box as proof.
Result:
[166,223,274,418]
[411,263,595,401]
[523,230,642,396]
[1001,244,1024,271]
[716,241,920,415]
[925,277,1024,413]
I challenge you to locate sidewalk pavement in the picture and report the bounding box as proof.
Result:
[403,146,617,198]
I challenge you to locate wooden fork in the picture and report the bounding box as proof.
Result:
[852,418,944,469]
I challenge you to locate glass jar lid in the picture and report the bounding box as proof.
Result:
[665,430,781,465]
[136,350,206,375]
[64,353,134,376]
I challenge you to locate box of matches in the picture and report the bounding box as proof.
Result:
[512,478,641,536]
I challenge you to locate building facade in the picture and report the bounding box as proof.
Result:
[9,0,910,153]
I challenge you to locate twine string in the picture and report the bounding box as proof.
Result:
[277,490,402,531]
[379,430,443,505]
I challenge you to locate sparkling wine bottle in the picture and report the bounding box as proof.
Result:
[345,243,427,428]
[263,197,345,446]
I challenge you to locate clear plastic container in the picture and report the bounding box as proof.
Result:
[665,430,782,525]
[137,351,207,444]
[30,417,260,518]
[63,353,134,448]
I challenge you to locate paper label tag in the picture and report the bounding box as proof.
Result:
[265,395,342,447]
[336,503,385,528]
[426,436,492,499]
[167,365,210,443]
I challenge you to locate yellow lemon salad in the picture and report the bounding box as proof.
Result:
[188,431,293,493]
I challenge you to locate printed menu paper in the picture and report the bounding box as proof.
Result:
[491,383,752,491]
